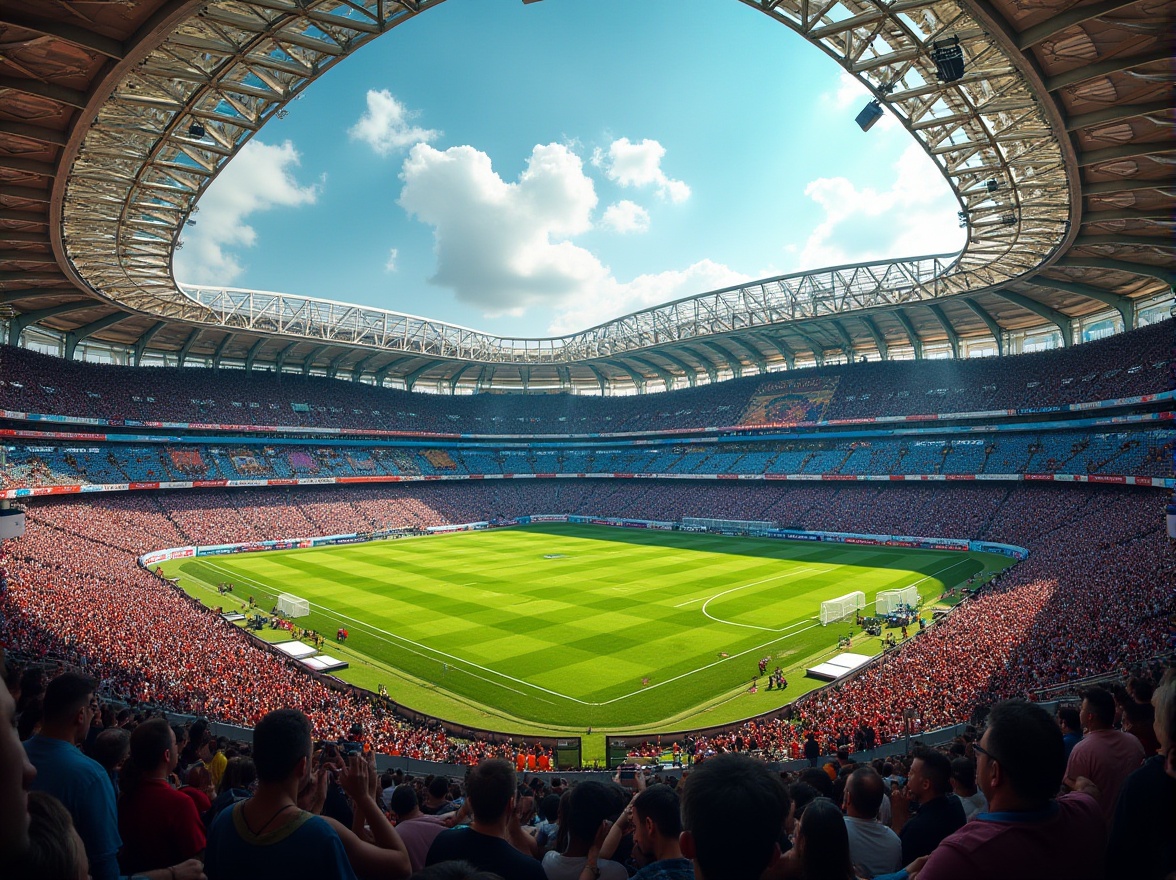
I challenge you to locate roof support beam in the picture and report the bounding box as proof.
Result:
[962,298,1005,356]
[0,76,87,109]
[403,362,435,391]
[212,333,236,368]
[830,320,857,361]
[133,321,167,367]
[893,311,924,359]
[615,362,647,393]
[350,354,376,382]
[244,338,267,372]
[7,301,94,346]
[274,342,298,374]
[1055,257,1176,287]
[788,328,828,366]
[752,333,795,370]
[1016,0,1145,50]
[0,122,67,149]
[300,344,328,375]
[652,350,699,386]
[994,290,1073,346]
[373,356,414,386]
[1065,100,1173,132]
[8,301,94,345]
[64,312,131,360]
[700,340,743,378]
[676,346,718,382]
[630,355,678,390]
[326,350,351,379]
[925,303,960,359]
[1045,47,1170,92]
[586,365,608,395]
[1,11,125,58]
[1029,277,1135,328]
[177,329,202,367]
[860,316,889,361]
[448,363,476,393]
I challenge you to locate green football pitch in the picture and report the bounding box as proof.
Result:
[162,524,1016,731]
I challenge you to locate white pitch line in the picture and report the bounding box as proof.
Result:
[700,568,817,631]
[198,559,549,703]
[673,596,705,608]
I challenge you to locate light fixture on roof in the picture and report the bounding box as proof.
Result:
[931,36,965,83]
[188,121,206,138]
[856,100,884,132]
[856,81,895,132]
[958,211,969,229]
[985,179,1000,193]
[1001,214,1017,226]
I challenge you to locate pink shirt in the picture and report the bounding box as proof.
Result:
[394,813,449,872]
[1065,728,1146,819]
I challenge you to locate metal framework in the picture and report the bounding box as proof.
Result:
[2,0,1171,392]
[58,0,1069,357]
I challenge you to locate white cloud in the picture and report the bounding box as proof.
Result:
[349,89,439,156]
[601,200,650,234]
[397,141,745,329]
[791,143,964,270]
[593,137,691,203]
[384,247,399,272]
[398,142,605,316]
[546,259,751,335]
[174,140,318,286]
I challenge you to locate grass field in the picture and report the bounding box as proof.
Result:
[162,524,1016,731]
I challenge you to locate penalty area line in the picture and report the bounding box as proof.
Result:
[198,559,564,706]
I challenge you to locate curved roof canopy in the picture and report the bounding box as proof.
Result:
[0,0,1172,392]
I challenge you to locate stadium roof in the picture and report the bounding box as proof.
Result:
[0,0,1172,393]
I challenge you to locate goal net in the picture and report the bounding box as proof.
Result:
[875,586,920,615]
[820,591,866,626]
[276,593,310,619]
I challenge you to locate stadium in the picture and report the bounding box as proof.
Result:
[0,0,1173,877]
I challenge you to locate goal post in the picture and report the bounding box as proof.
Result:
[820,591,866,626]
[276,592,310,618]
[875,585,920,615]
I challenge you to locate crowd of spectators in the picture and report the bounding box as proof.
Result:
[4,661,1172,880]
[1,319,1169,435]
[3,427,1170,493]
[1,480,1171,776]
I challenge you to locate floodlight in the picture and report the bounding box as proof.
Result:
[985,179,1000,193]
[188,121,206,138]
[856,100,884,132]
[958,211,969,229]
[1001,214,1017,226]
[931,37,965,83]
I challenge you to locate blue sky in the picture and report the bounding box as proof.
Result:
[174,0,964,338]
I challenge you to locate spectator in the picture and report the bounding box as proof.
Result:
[118,717,206,874]
[91,727,131,801]
[204,708,410,880]
[425,758,545,879]
[534,793,561,853]
[842,768,901,878]
[1057,707,1082,761]
[1105,670,1176,880]
[917,699,1105,880]
[680,752,788,880]
[947,758,986,822]
[785,796,858,880]
[1063,686,1145,820]
[0,649,37,863]
[1119,700,1160,757]
[542,780,625,880]
[179,764,215,816]
[13,791,89,880]
[23,672,121,880]
[629,784,693,880]
[888,747,965,864]
[421,776,457,816]
[204,757,256,830]
[388,783,448,873]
